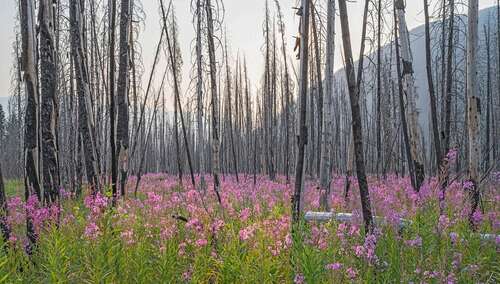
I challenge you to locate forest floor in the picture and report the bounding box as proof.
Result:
[0,173,498,283]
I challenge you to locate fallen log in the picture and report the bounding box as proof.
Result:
[304,211,498,243]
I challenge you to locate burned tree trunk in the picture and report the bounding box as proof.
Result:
[466,0,480,228]
[319,0,335,211]
[292,0,310,224]
[0,162,9,242]
[69,0,100,195]
[39,0,60,204]
[116,0,132,197]
[395,0,424,191]
[423,0,442,174]
[338,0,374,234]
[205,0,222,205]
[109,0,118,205]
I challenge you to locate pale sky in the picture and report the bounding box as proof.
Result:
[0,0,497,102]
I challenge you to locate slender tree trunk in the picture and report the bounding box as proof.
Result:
[338,0,374,234]
[108,0,118,205]
[292,0,310,224]
[116,0,132,197]
[195,0,206,187]
[466,0,480,228]
[443,0,455,158]
[39,0,60,204]
[311,3,324,177]
[395,0,424,191]
[319,0,335,210]
[423,0,442,174]
[0,162,10,242]
[394,2,417,191]
[70,0,100,194]
[483,23,491,171]
[205,0,222,205]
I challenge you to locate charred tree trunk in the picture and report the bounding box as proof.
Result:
[39,0,60,204]
[338,0,374,234]
[423,0,442,175]
[69,0,100,195]
[116,0,132,197]
[205,0,222,205]
[466,0,480,229]
[395,0,424,191]
[319,0,335,211]
[108,0,118,205]
[292,0,310,225]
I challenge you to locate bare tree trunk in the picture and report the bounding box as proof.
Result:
[205,0,222,205]
[292,0,310,225]
[311,3,324,177]
[376,0,382,176]
[338,0,374,234]
[20,0,41,204]
[0,162,10,242]
[483,23,491,171]
[116,0,132,197]
[195,0,206,187]
[394,2,417,191]
[160,1,196,186]
[443,0,455,158]
[224,36,239,182]
[423,0,442,174]
[466,0,480,228]
[69,0,100,194]
[39,0,60,204]
[395,0,424,191]
[319,0,335,211]
[108,0,118,205]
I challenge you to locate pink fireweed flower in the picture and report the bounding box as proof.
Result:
[84,192,109,214]
[462,180,474,190]
[326,262,342,271]
[294,274,304,284]
[239,207,251,222]
[239,225,256,241]
[471,210,483,226]
[449,232,458,244]
[211,219,225,234]
[121,229,135,245]
[405,236,422,248]
[346,267,358,279]
[195,238,208,247]
[84,222,101,240]
[438,215,450,231]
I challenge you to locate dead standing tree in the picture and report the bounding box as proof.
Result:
[466,0,480,229]
[292,0,310,225]
[116,0,132,197]
[205,0,223,205]
[338,0,374,234]
[39,0,60,204]
[395,0,424,191]
[69,0,100,195]
[319,0,335,211]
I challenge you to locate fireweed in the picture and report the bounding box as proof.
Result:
[0,173,497,283]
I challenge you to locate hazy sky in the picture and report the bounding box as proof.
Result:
[0,0,497,101]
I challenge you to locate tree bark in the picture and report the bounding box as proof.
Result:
[292,0,310,225]
[205,0,223,205]
[69,0,100,195]
[319,0,335,211]
[338,0,374,234]
[116,0,132,197]
[466,0,480,228]
[395,0,424,191]
[39,0,60,204]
